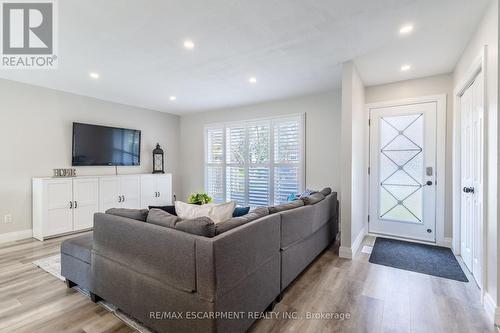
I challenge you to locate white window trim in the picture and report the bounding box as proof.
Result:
[204,113,306,206]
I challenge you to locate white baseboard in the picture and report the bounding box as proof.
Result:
[437,237,453,248]
[484,292,500,326]
[339,226,366,259]
[0,229,33,244]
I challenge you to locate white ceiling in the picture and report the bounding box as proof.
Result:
[0,0,491,113]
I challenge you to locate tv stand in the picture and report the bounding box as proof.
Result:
[32,173,172,241]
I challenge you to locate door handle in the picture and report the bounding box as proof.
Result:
[463,187,475,194]
[155,192,158,197]
[70,201,73,209]
[122,195,125,202]
[118,195,122,203]
[158,192,160,197]
[425,181,433,186]
[74,201,78,209]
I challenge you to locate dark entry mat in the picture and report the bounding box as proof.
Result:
[369,237,468,282]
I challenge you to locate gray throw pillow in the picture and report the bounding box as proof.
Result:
[301,192,325,205]
[175,217,216,237]
[106,208,149,222]
[216,207,269,235]
[147,208,180,228]
[320,187,332,196]
[269,200,304,214]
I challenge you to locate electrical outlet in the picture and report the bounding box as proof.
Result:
[4,214,12,224]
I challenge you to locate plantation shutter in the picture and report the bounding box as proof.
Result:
[205,115,304,207]
[226,125,246,206]
[273,118,301,204]
[205,127,225,203]
[248,123,270,206]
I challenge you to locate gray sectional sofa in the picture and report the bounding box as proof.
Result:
[61,189,338,333]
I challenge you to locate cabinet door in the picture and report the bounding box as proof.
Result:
[120,176,141,209]
[45,179,73,237]
[73,178,99,230]
[157,174,172,205]
[99,177,120,212]
[140,175,157,208]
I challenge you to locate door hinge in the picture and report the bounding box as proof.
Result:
[368,167,370,175]
[368,215,370,222]
[368,119,371,126]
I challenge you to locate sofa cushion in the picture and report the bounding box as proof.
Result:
[175,217,216,237]
[147,208,180,228]
[105,208,149,222]
[216,207,269,235]
[280,206,314,249]
[269,200,304,214]
[320,187,332,196]
[61,233,93,264]
[301,192,325,205]
[148,205,177,216]
[175,201,235,223]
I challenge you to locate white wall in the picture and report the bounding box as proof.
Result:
[0,79,180,236]
[365,74,453,239]
[340,62,367,258]
[452,0,498,313]
[178,91,342,201]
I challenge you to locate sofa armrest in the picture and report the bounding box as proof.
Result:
[93,213,197,293]
[195,214,281,302]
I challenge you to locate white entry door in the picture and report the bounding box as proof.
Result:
[460,75,484,287]
[369,102,437,242]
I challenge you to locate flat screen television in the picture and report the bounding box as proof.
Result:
[72,123,141,166]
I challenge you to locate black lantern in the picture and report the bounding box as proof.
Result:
[152,143,165,174]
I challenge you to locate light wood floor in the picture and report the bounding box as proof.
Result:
[0,233,495,333]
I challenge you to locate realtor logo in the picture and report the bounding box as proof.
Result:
[1,0,58,68]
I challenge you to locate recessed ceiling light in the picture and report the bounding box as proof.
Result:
[183,40,195,49]
[248,77,257,84]
[169,96,177,101]
[401,64,411,72]
[399,24,414,35]
[89,72,99,79]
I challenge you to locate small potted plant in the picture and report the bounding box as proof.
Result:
[188,193,213,205]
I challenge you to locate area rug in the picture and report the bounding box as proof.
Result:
[33,255,153,333]
[368,237,469,282]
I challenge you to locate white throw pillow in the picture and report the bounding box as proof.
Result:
[175,201,236,223]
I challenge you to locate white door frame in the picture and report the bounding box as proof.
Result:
[452,46,487,295]
[366,95,447,246]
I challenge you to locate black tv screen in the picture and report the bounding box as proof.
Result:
[72,123,141,166]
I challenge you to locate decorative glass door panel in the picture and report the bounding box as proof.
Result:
[379,114,423,224]
[369,102,437,242]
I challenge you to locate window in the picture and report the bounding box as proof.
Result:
[205,115,305,206]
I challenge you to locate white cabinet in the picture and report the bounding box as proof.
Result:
[33,173,173,241]
[33,177,98,241]
[99,175,141,211]
[120,176,141,209]
[73,178,99,230]
[140,174,172,208]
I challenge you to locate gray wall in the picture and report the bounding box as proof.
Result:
[0,79,180,235]
[178,91,342,201]
[365,73,453,239]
